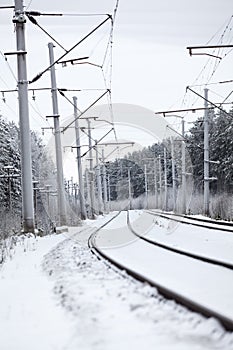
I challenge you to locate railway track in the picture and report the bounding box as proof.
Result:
[146,209,233,233]
[88,210,233,332]
[128,211,233,270]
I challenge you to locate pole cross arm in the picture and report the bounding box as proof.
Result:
[186,87,233,118]
[187,44,233,58]
[204,177,218,181]
[204,159,220,165]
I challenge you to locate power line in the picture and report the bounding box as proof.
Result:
[0,51,18,83]
[188,79,233,87]
[181,16,233,114]
[206,15,233,45]
[101,0,120,142]
[186,86,233,118]
[61,89,110,133]
[29,15,112,84]
[26,14,67,52]
[25,0,33,10]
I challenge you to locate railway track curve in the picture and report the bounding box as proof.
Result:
[88,210,233,332]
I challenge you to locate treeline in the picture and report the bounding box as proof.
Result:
[104,108,233,219]
[0,115,56,238]
[186,109,233,194]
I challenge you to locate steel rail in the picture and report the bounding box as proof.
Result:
[146,210,233,233]
[88,214,233,331]
[127,211,233,270]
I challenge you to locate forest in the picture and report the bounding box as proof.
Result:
[0,107,232,245]
[104,108,233,219]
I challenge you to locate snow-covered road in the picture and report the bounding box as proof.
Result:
[0,212,233,349]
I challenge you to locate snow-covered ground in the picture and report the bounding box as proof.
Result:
[0,211,233,350]
[96,211,233,320]
[129,211,233,263]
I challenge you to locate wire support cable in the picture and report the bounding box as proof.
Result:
[181,16,233,115]
[26,13,67,52]
[81,127,114,158]
[29,15,112,84]
[0,51,18,83]
[61,89,110,133]
[186,86,233,118]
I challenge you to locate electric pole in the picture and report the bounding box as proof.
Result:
[164,147,168,211]
[204,88,210,216]
[102,149,108,213]
[95,142,103,214]
[158,155,162,209]
[128,168,132,210]
[14,0,35,232]
[87,118,95,219]
[181,118,186,214]
[153,159,158,209]
[107,173,111,211]
[48,42,67,226]
[73,96,86,220]
[144,164,148,209]
[171,138,176,212]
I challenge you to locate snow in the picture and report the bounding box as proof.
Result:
[0,234,76,350]
[96,211,233,319]
[0,211,233,350]
[130,211,233,263]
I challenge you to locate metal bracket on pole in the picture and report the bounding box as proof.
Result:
[4,50,27,55]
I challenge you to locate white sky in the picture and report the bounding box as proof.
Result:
[0,0,232,139]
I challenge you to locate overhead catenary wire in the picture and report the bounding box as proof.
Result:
[26,14,67,52]
[181,15,233,116]
[206,15,233,45]
[188,79,233,87]
[218,90,233,108]
[81,127,114,158]
[25,0,33,11]
[1,2,120,148]
[29,15,112,84]
[0,51,18,83]
[186,86,233,118]
[100,0,120,143]
[61,89,110,133]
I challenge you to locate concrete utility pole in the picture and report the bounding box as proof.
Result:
[85,168,91,216]
[181,118,186,214]
[48,42,67,226]
[73,96,86,220]
[204,88,210,216]
[153,159,158,209]
[164,147,168,211]
[87,118,95,219]
[171,138,176,212]
[13,0,34,232]
[158,155,162,209]
[107,173,111,211]
[144,164,148,209]
[102,149,108,213]
[95,142,103,214]
[128,168,132,210]
[32,181,39,229]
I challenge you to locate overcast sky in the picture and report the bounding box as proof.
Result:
[0,0,232,134]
